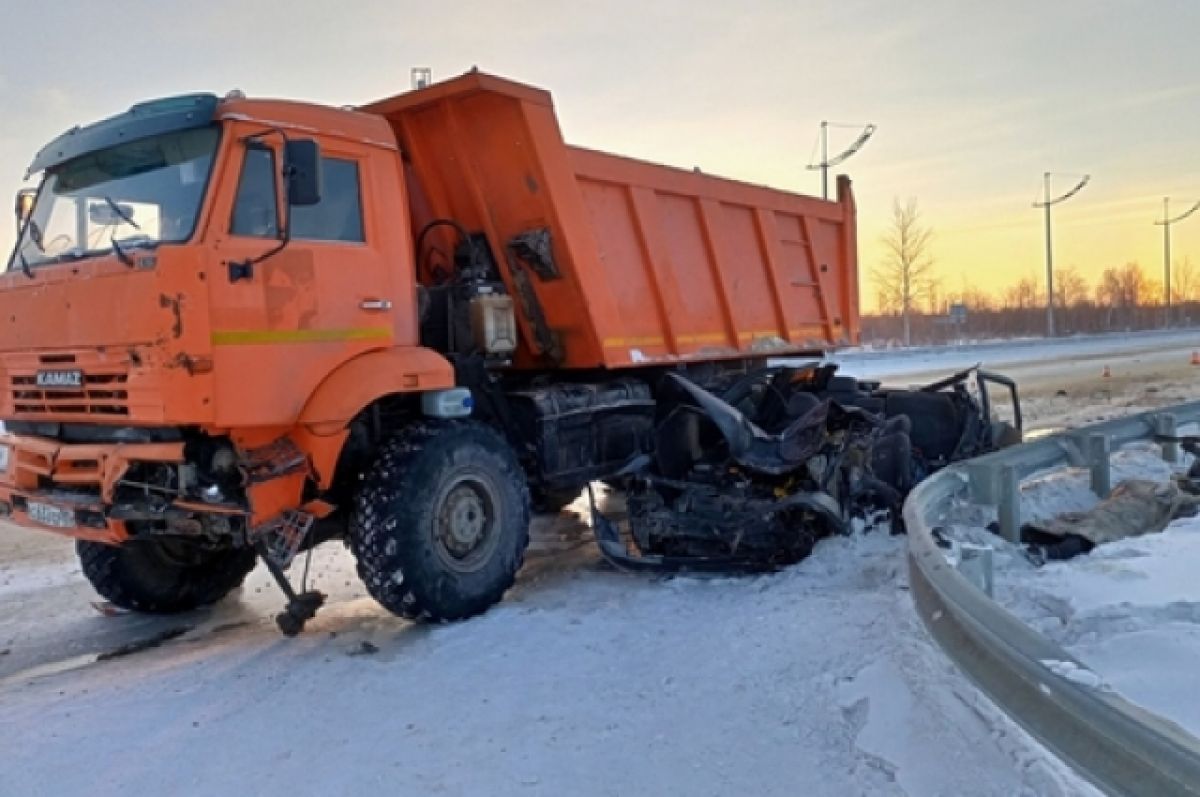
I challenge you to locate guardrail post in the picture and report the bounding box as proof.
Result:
[997,463,1021,543]
[957,543,994,597]
[968,463,998,504]
[1087,434,1111,498]
[1156,414,1179,463]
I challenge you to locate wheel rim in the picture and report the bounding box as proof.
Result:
[433,472,501,572]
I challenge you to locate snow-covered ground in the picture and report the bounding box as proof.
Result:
[0,510,1092,796]
[940,441,1200,741]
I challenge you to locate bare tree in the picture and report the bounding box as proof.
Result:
[873,198,935,345]
[1053,266,1089,333]
[874,286,898,316]
[956,285,995,311]
[1096,262,1149,327]
[1054,266,1089,309]
[1004,275,1041,310]
[861,257,1199,342]
[924,275,945,315]
[1173,256,1197,304]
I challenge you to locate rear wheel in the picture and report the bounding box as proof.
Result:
[76,538,256,613]
[350,421,531,621]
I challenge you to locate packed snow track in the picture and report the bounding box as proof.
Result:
[1,503,1092,796]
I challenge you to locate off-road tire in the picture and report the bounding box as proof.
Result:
[76,538,256,614]
[350,420,531,622]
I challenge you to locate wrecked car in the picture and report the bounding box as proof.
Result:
[593,363,1023,572]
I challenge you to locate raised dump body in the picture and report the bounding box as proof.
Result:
[363,72,858,369]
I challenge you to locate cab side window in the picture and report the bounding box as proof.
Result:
[290,158,365,243]
[230,147,279,238]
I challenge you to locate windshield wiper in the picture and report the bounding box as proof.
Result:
[13,217,42,278]
[110,234,158,268]
[103,196,140,230]
[110,237,134,267]
[26,218,45,252]
[15,248,33,279]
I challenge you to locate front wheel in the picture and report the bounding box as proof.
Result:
[350,421,531,621]
[76,538,256,613]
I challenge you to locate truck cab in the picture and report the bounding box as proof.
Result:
[2,91,453,538]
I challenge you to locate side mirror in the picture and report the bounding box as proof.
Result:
[284,139,322,207]
[15,188,35,232]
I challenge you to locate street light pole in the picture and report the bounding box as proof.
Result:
[820,121,828,201]
[1154,197,1200,327]
[1042,174,1054,337]
[1033,172,1090,338]
[807,121,876,200]
[1164,198,1171,325]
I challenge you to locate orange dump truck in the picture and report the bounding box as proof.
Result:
[2,71,1015,633]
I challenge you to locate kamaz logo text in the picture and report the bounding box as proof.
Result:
[35,370,84,389]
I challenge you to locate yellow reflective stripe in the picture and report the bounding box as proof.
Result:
[211,327,392,345]
[602,335,665,348]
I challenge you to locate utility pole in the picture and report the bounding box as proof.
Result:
[807,121,876,200]
[820,121,828,200]
[1154,197,1200,327]
[1041,174,1054,338]
[1032,173,1090,337]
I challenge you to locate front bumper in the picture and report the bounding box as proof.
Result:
[0,433,185,544]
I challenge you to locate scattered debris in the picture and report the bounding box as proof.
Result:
[90,601,128,617]
[96,627,191,661]
[348,640,380,656]
[1023,477,1200,562]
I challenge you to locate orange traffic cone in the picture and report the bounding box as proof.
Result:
[1102,365,1111,378]
[1191,351,1200,366]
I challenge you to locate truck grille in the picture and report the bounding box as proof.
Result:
[4,351,136,419]
[11,372,130,416]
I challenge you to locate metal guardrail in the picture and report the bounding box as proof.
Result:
[904,401,1200,796]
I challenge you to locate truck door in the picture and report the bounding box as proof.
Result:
[207,135,399,427]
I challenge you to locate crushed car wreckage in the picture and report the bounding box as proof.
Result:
[592,363,1022,572]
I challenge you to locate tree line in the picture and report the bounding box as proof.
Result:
[866,198,1194,346]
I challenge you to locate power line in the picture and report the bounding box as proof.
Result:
[806,121,876,199]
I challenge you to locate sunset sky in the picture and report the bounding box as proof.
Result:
[2,1,1198,312]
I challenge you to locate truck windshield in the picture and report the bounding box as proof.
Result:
[8,126,219,271]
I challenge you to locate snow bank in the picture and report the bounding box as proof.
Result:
[942,442,1200,741]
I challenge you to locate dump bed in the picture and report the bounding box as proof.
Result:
[362,72,859,370]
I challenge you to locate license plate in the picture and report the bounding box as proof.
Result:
[27,501,76,528]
